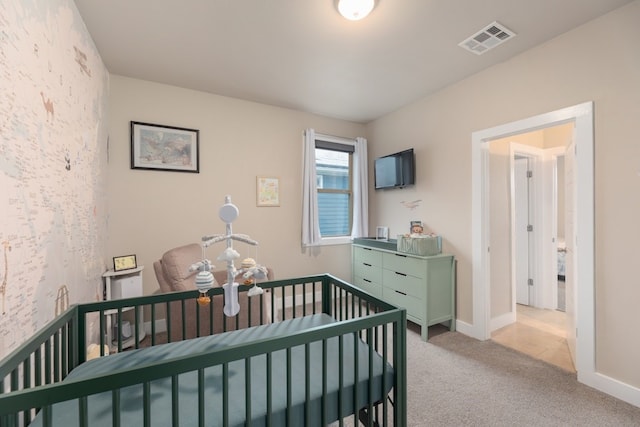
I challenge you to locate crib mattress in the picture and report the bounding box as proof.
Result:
[30,314,394,426]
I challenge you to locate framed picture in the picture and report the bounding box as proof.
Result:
[376,226,389,240]
[256,176,280,207]
[130,121,199,173]
[113,254,137,272]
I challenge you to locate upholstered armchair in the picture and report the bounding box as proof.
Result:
[153,243,273,341]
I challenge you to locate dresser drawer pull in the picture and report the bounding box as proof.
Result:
[395,272,407,277]
[363,278,371,283]
[395,254,407,258]
[363,263,372,267]
[395,290,407,296]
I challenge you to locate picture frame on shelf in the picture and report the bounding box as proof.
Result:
[376,226,389,240]
[130,121,199,173]
[256,176,280,207]
[113,254,137,272]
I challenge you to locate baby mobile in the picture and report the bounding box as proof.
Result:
[188,195,269,316]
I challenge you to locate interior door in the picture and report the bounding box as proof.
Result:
[514,157,532,305]
[565,139,577,365]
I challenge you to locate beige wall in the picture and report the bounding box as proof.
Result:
[366,1,640,388]
[107,76,365,297]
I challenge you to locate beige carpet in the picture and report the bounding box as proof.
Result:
[402,323,640,426]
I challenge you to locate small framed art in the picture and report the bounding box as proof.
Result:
[256,176,280,207]
[113,254,137,272]
[130,121,199,173]
[376,226,389,240]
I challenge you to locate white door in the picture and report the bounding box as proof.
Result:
[565,139,577,365]
[514,157,532,305]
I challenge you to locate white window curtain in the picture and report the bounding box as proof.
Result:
[302,128,321,247]
[351,136,369,238]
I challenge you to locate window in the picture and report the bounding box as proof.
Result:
[302,129,368,247]
[315,140,354,237]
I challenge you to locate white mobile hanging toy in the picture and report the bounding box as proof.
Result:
[191,195,265,316]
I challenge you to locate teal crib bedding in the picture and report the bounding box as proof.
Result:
[29,314,394,426]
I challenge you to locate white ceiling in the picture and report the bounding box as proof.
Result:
[73,0,632,123]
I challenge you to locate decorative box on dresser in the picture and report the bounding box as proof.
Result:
[352,239,455,341]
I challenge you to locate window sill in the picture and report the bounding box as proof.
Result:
[310,237,352,247]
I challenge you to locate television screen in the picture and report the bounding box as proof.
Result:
[374,148,415,189]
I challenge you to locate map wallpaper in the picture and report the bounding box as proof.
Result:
[0,0,109,360]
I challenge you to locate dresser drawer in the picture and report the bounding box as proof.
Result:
[354,276,382,299]
[354,261,382,284]
[382,253,425,279]
[382,287,423,321]
[354,246,383,266]
[382,269,424,298]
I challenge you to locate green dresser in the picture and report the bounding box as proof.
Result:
[352,242,455,341]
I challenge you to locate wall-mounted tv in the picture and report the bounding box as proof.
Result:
[374,148,415,190]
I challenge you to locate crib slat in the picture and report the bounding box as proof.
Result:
[321,339,328,426]
[208,295,214,334]
[266,352,273,426]
[382,325,389,427]
[352,331,359,426]
[151,303,157,346]
[112,389,121,427]
[99,310,106,355]
[78,395,88,427]
[195,299,201,337]
[172,375,179,426]
[165,301,172,343]
[304,343,311,426]
[116,308,123,353]
[286,347,292,426]
[245,357,252,425]
[61,326,67,379]
[134,306,141,347]
[34,348,42,387]
[180,300,186,340]
[44,338,51,385]
[53,331,60,383]
[42,405,52,427]
[368,327,374,427]
[270,288,276,323]
[338,334,344,427]
[198,368,205,427]
[143,382,151,427]
[22,358,31,424]
[223,362,229,427]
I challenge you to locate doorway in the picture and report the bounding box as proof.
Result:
[470,102,595,383]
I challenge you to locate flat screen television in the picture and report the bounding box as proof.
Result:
[374,148,415,189]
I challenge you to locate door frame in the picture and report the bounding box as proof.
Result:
[470,102,594,380]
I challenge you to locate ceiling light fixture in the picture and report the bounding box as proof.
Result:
[337,0,375,21]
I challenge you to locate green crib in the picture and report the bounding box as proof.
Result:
[0,274,407,426]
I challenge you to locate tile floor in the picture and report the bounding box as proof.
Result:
[491,304,576,372]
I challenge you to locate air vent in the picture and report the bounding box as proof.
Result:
[459,21,516,55]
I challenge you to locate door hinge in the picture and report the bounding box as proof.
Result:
[528,278,534,287]
[527,225,533,232]
[527,170,533,178]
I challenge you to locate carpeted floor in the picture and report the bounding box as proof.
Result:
[405,323,640,426]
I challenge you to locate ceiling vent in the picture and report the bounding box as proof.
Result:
[458,21,516,55]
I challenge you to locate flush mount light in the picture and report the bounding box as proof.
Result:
[337,0,375,21]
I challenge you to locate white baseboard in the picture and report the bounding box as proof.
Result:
[454,319,478,338]
[581,370,640,408]
[490,311,516,332]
